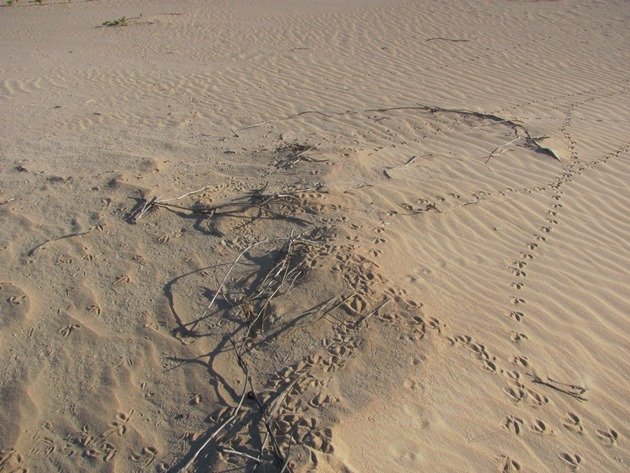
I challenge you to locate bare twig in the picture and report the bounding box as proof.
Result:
[188,234,319,332]
[528,374,588,402]
[159,186,212,203]
[189,239,275,331]
[353,298,392,328]
[383,153,455,178]
[230,339,293,471]
[384,155,419,179]
[219,447,261,464]
[0,197,16,206]
[28,227,95,256]
[135,186,320,228]
[484,137,519,167]
[425,37,471,42]
[177,375,249,472]
[129,195,160,223]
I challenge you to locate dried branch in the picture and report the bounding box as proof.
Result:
[528,374,588,402]
[28,227,95,256]
[219,447,261,464]
[131,185,321,228]
[384,155,419,179]
[273,142,329,172]
[484,137,519,167]
[187,234,319,333]
[0,197,16,206]
[425,37,472,42]
[176,374,249,472]
[353,298,392,328]
[230,339,294,472]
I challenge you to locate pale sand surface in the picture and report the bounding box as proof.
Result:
[1,0,629,472]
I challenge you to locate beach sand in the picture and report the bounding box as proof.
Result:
[1,0,628,471]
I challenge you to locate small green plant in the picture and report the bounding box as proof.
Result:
[102,17,128,27]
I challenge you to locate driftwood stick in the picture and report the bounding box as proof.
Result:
[383,153,455,178]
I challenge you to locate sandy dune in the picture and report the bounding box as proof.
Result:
[1,0,629,472]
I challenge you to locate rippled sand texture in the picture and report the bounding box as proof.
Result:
[1,0,628,472]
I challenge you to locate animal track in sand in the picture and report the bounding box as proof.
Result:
[0,281,33,327]
[85,304,102,316]
[449,335,498,372]
[130,446,159,468]
[498,455,522,472]
[512,355,529,367]
[403,379,420,390]
[101,409,135,439]
[58,323,80,338]
[560,452,582,470]
[504,385,526,403]
[525,387,549,406]
[510,331,528,343]
[595,428,618,446]
[563,413,584,434]
[493,82,626,117]
[502,375,548,407]
[530,419,547,434]
[75,410,158,467]
[504,415,524,435]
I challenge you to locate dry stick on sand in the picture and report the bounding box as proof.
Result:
[230,339,294,472]
[219,448,261,464]
[131,185,320,228]
[0,197,16,206]
[484,137,520,167]
[528,374,588,402]
[175,236,314,471]
[274,142,323,171]
[177,375,249,472]
[240,103,559,160]
[28,227,95,256]
[383,155,419,179]
[186,234,318,332]
[129,186,212,223]
[382,153,458,179]
[353,297,392,328]
[183,234,327,470]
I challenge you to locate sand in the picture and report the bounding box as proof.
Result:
[1,0,629,472]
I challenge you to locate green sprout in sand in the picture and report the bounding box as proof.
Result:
[102,17,128,27]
